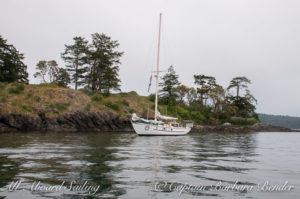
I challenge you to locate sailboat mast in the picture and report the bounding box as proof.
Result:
[155,13,162,121]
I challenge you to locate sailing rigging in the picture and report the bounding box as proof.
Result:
[131,13,193,136]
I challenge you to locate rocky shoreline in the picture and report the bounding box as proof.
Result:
[192,123,297,133]
[0,111,132,132]
[0,111,297,133]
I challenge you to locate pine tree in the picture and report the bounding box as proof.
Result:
[53,68,70,88]
[227,76,251,97]
[0,35,28,82]
[88,33,123,94]
[193,74,217,105]
[61,36,89,90]
[159,65,180,104]
[226,76,257,117]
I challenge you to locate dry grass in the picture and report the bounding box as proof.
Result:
[0,83,156,119]
[0,83,92,117]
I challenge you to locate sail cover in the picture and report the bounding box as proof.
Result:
[157,111,178,120]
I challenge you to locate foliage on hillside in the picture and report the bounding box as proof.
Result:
[154,66,259,125]
[0,83,260,125]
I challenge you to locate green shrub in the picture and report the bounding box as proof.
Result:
[191,111,206,124]
[104,101,112,107]
[104,101,120,111]
[0,82,7,89]
[84,103,91,111]
[148,94,155,102]
[20,103,32,112]
[230,118,258,126]
[102,92,110,97]
[176,106,190,120]
[50,102,70,112]
[79,88,94,96]
[212,110,229,122]
[34,96,41,102]
[91,93,103,102]
[121,99,129,106]
[26,92,33,97]
[111,104,120,111]
[158,96,169,105]
[8,84,25,94]
[120,92,128,97]
[110,103,120,111]
[37,83,59,88]
[129,108,135,113]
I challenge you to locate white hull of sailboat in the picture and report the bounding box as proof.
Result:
[131,122,191,136]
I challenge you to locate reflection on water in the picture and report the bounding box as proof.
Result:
[0,132,299,198]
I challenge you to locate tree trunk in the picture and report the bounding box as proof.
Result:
[200,93,203,105]
[75,65,78,90]
[75,57,78,90]
[91,60,96,91]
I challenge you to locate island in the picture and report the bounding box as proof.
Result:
[0,34,297,133]
[0,83,295,133]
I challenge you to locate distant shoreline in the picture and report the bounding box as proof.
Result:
[258,113,300,130]
[192,123,299,133]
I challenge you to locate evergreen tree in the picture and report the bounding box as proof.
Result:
[227,96,256,118]
[194,74,217,105]
[61,36,89,90]
[0,35,28,82]
[88,33,123,94]
[53,68,70,88]
[159,65,180,104]
[227,76,251,97]
[226,77,257,117]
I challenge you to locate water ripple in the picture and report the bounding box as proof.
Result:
[0,132,299,198]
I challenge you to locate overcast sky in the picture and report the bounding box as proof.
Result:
[1,0,300,116]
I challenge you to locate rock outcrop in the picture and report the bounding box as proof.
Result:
[0,111,133,132]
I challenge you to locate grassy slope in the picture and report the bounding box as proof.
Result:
[0,82,155,120]
[0,82,259,126]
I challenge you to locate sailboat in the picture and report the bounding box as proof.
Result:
[131,13,193,136]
